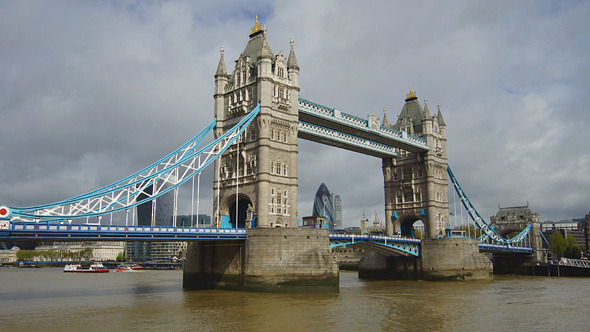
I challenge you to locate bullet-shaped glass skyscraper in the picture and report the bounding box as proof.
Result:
[312,183,334,231]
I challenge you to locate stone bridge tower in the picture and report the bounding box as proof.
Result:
[212,18,300,228]
[382,89,449,238]
[490,204,544,262]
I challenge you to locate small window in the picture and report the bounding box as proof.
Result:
[403,191,413,202]
[404,168,412,180]
[417,168,424,178]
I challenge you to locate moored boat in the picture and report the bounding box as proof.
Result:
[113,263,143,272]
[64,262,109,273]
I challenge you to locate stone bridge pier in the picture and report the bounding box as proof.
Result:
[183,228,339,292]
[358,238,493,281]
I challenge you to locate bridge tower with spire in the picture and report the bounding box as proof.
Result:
[212,17,300,228]
[382,89,449,238]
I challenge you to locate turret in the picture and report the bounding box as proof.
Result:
[421,97,433,136]
[436,103,447,158]
[287,37,299,87]
[214,46,229,121]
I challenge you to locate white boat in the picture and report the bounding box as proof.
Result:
[64,262,109,273]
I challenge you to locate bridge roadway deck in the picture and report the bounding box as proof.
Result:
[0,223,246,241]
[0,222,533,255]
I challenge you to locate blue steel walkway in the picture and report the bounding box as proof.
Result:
[0,221,533,255]
[0,222,246,241]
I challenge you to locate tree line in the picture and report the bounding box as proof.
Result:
[548,231,583,259]
[16,248,93,262]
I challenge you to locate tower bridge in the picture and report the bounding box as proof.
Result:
[0,18,542,291]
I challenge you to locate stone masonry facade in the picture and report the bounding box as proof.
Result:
[212,21,300,228]
[381,90,449,238]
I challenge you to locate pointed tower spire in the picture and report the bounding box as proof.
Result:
[422,97,431,119]
[287,37,299,70]
[382,108,390,128]
[436,102,446,126]
[258,37,273,59]
[215,46,227,77]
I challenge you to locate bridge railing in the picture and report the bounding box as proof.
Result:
[298,98,428,147]
[329,233,421,243]
[558,258,590,268]
[298,121,397,156]
[1,221,247,241]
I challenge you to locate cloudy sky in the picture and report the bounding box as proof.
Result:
[1,1,589,227]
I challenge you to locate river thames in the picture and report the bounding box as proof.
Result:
[1,268,589,331]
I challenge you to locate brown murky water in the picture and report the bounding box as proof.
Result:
[1,268,589,331]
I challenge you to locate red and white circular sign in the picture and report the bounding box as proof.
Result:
[0,206,10,218]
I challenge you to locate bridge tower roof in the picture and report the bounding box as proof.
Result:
[241,16,273,65]
[393,87,425,133]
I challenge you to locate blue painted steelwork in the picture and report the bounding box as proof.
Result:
[298,98,429,151]
[5,104,261,224]
[1,219,533,254]
[0,221,246,241]
[298,121,397,157]
[329,234,421,257]
[447,166,531,245]
[478,243,533,254]
[540,230,550,245]
[14,120,216,212]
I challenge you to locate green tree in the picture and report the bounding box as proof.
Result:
[16,249,35,261]
[564,235,582,259]
[548,231,567,258]
[80,248,93,261]
[116,251,126,262]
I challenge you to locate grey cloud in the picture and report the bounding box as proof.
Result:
[1,1,588,227]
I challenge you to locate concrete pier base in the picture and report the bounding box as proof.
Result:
[358,251,418,280]
[358,238,493,281]
[183,228,339,293]
[491,254,532,275]
[420,238,492,281]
